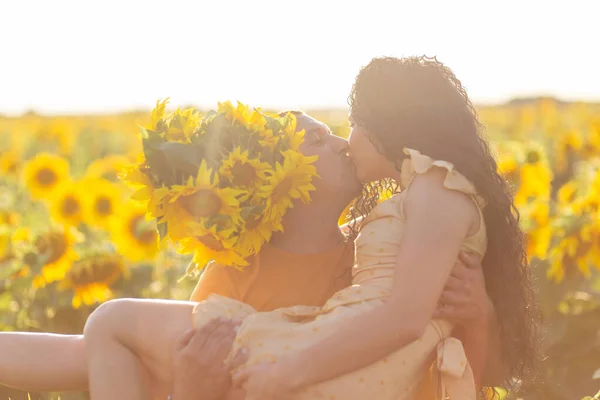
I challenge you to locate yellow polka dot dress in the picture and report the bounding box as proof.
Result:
[193,148,487,400]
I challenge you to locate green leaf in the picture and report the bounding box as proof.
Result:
[138,125,149,139]
[157,222,168,241]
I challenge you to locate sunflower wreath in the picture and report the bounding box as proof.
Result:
[122,99,319,270]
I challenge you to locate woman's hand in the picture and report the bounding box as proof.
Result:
[433,251,493,327]
[232,361,298,400]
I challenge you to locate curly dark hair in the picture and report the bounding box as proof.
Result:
[347,56,541,394]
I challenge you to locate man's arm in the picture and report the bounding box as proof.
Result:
[434,252,509,387]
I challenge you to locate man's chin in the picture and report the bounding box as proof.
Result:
[342,177,363,198]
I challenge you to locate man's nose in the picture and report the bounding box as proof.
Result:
[329,135,350,155]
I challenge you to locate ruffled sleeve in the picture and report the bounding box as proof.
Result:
[399,148,486,209]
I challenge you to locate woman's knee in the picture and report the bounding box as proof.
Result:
[83,298,137,345]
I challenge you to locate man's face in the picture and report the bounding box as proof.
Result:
[296,114,362,203]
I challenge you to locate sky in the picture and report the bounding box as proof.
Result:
[1,0,598,115]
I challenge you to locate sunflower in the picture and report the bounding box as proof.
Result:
[22,153,70,200]
[85,154,132,181]
[259,150,318,220]
[178,223,248,270]
[0,150,20,177]
[166,107,202,143]
[558,181,577,204]
[281,112,306,151]
[158,161,243,241]
[110,203,158,262]
[151,98,169,132]
[235,208,282,255]
[119,162,165,220]
[31,227,82,288]
[0,229,11,263]
[59,253,126,308]
[82,178,122,229]
[218,101,250,127]
[40,119,78,155]
[49,180,85,227]
[514,146,552,206]
[218,147,272,190]
[247,109,268,132]
[0,210,20,227]
[555,130,584,173]
[547,232,594,283]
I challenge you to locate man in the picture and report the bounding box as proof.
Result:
[170,112,506,399]
[0,111,502,399]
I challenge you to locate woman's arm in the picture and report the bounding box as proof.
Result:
[274,169,478,389]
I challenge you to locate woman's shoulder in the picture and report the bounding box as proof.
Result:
[400,147,485,209]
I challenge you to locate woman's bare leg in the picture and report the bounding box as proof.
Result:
[84,298,196,400]
[0,332,87,392]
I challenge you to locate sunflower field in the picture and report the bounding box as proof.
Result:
[1,98,600,399]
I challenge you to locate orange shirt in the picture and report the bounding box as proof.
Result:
[190,242,354,311]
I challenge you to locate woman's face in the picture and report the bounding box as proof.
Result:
[348,121,397,183]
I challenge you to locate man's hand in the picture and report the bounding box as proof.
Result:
[434,251,510,387]
[433,251,493,327]
[171,318,247,400]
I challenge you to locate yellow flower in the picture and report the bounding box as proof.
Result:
[497,156,519,182]
[37,119,78,155]
[218,147,272,190]
[83,179,122,229]
[49,180,85,227]
[281,113,306,151]
[158,161,243,241]
[521,199,552,261]
[547,233,592,283]
[151,98,169,131]
[557,181,578,205]
[556,130,583,173]
[59,253,126,308]
[260,150,318,220]
[119,163,165,220]
[247,109,267,132]
[218,101,250,126]
[0,210,20,227]
[178,223,248,270]
[12,227,31,243]
[31,227,82,288]
[22,153,70,200]
[514,148,552,205]
[526,225,552,261]
[85,154,132,181]
[0,229,12,263]
[166,107,202,143]
[235,209,283,255]
[0,150,20,176]
[110,203,158,263]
